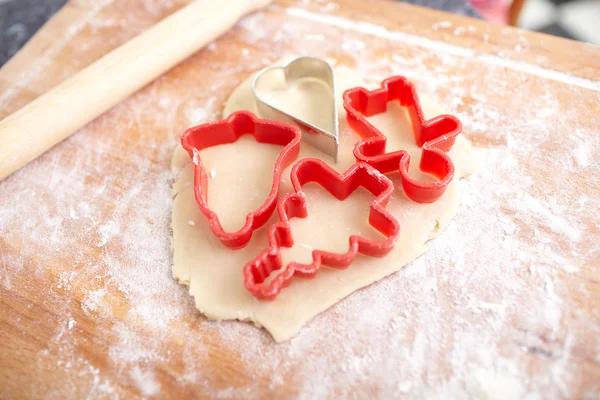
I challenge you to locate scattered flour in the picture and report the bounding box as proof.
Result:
[573,140,590,168]
[81,288,108,315]
[432,21,452,31]
[130,366,161,397]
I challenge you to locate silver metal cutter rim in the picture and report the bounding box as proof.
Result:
[252,56,340,162]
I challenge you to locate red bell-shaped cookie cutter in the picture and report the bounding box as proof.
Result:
[343,76,461,203]
[181,111,301,249]
[244,158,400,300]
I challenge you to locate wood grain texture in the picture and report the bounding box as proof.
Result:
[0,0,272,181]
[0,0,599,398]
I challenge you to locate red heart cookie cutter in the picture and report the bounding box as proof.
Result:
[181,111,301,249]
[343,76,462,203]
[243,158,400,300]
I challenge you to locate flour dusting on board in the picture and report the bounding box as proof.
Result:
[1,1,599,399]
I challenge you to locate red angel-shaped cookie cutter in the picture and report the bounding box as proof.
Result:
[181,111,301,249]
[243,158,400,300]
[343,76,462,203]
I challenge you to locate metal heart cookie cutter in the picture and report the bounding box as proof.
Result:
[252,56,340,162]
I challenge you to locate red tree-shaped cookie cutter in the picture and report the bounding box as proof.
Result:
[343,76,462,203]
[244,158,400,300]
[181,111,301,249]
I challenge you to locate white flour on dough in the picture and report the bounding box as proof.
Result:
[171,59,476,341]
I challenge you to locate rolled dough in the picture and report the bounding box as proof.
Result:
[171,59,476,342]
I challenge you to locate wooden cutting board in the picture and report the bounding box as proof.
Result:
[1,0,599,398]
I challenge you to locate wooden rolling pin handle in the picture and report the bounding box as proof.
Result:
[0,0,272,182]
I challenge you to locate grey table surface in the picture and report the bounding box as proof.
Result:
[0,0,481,67]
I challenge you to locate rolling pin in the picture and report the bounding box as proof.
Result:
[0,0,273,182]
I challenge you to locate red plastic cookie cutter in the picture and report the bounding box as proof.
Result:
[243,158,400,300]
[181,111,301,249]
[343,76,462,203]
